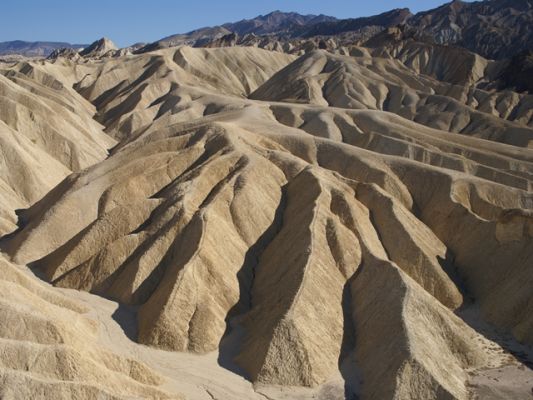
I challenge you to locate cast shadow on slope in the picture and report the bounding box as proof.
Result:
[217,184,288,379]
[437,247,533,372]
[2,206,143,346]
[339,275,360,400]
[458,305,533,371]
[111,303,139,342]
[0,208,30,242]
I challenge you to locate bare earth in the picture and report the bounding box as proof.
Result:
[0,38,532,400]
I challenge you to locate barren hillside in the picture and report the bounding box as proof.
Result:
[1,6,532,400]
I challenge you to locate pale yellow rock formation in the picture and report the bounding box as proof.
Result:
[0,62,114,235]
[0,255,181,399]
[1,44,532,399]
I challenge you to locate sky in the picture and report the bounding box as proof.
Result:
[1,0,456,47]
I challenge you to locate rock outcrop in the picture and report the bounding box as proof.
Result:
[79,37,118,58]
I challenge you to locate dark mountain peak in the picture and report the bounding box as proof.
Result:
[299,8,413,38]
[261,10,286,17]
[221,10,337,36]
[257,10,306,24]
[258,10,327,21]
[393,7,412,13]
[386,7,413,21]
[444,0,467,12]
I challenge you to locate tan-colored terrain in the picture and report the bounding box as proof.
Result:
[0,42,532,400]
[0,62,114,235]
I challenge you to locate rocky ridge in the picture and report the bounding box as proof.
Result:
[0,42,532,399]
[0,1,532,399]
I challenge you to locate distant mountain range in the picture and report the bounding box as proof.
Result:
[296,8,412,38]
[142,0,533,60]
[222,10,338,36]
[139,11,338,52]
[2,0,532,60]
[0,40,87,57]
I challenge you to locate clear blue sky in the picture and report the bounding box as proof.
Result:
[1,0,456,47]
